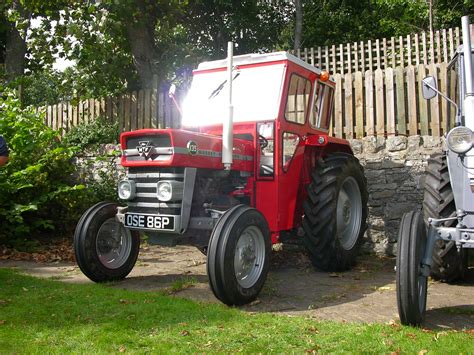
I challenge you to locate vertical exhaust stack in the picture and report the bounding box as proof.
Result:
[222,42,234,170]
[462,15,474,130]
[461,16,474,189]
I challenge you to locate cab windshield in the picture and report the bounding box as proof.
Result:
[181,64,285,127]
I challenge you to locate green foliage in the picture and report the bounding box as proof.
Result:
[63,117,120,150]
[21,70,74,106]
[0,89,84,241]
[63,116,122,210]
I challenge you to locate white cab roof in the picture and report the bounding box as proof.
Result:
[197,51,323,76]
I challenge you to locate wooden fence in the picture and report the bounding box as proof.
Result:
[292,25,472,75]
[42,62,456,139]
[330,63,455,139]
[40,89,181,134]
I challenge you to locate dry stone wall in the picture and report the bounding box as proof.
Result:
[350,136,444,255]
[76,137,444,255]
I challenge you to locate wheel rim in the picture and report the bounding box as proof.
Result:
[96,218,133,269]
[234,225,266,289]
[417,238,428,313]
[336,176,362,250]
[418,274,427,312]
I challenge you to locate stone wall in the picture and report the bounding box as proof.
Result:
[350,136,444,255]
[76,137,444,255]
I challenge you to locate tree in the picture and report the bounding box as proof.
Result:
[294,0,302,50]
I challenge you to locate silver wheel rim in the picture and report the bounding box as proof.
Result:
[336,176,362,250]
[96,218,133,269]
[234,225,266,289]
[418,274,427,312]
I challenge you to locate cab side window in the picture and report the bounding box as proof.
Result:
[285,74,312,124]
[310,82,334,130]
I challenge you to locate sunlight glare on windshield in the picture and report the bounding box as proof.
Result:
[182,64,285,127]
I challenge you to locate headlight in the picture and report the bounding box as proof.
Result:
[156,180,184,201]
[118,180,136,200]
[447,126,474,154]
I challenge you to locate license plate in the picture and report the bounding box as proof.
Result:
[124,213,175,231]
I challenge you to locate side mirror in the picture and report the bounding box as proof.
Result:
[168,84,177,98]
[422,76,438,100]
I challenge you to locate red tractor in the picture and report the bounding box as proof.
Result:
[74,46,369,305]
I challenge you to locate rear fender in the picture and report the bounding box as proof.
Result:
[304,134,353,156]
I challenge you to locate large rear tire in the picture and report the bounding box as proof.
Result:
[74,202,140,282]
[423,153,463,282]
[302,153,368,271]
[207,205,271,306]
[396,211,428,326]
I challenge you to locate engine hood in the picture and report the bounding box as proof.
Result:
[120,128,254,172]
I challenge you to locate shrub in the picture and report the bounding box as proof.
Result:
[63,116,120,150]
[0,90,85,243]
[64,116,122,208]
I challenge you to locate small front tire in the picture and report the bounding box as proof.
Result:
[74,202,140,282]
[396,211,428,326]
[207,205,271,306]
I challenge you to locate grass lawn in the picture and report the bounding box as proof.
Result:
[0,268,472,353]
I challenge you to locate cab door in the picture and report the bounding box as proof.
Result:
[276,69,314,231]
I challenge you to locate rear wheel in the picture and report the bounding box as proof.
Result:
[423,153,463,281]
[396,211,428,326]
[74,202,140,282]
[302,153,368,271]
[207,205,271,306]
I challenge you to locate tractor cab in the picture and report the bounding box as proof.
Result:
[180,52,350,237]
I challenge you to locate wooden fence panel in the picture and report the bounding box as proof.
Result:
[344,73,353,138]
[429,63,440,137]
[375,68,385,136]
[354,72,364,138]
[394,67,406,135]
[385,68,396,136]
[418,64,429,135]
[406,65,418,135]
[291,24,472,75]
[365,70,375,136]
[334,73,343,138]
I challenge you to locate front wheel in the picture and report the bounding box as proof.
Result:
[207,205,271,306]
[396,211,428,326]
[74,202,140,282]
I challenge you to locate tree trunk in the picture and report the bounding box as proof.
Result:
[125,0,159,89]
[294,0,303,51]
[4,0,30,83]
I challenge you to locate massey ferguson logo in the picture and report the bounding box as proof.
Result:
[187,141,198,155]
[137,141,154,158]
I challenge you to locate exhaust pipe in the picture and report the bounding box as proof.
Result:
[222,42,234,170]
[462,16,474,130]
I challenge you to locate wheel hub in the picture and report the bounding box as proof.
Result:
[234,226,265,289]
[96,218,133,269]
[336,177,362,250]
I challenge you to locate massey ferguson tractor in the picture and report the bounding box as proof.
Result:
[396,15,474,325]
[74,44,368,306]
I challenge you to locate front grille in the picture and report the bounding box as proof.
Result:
[127,167,184,215]
[123,134,173,162]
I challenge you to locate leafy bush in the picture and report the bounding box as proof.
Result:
[63,116,120,150]
[0,90,85,243]
[64,116,122,208]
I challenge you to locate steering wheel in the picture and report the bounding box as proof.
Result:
[258,135,268,149]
